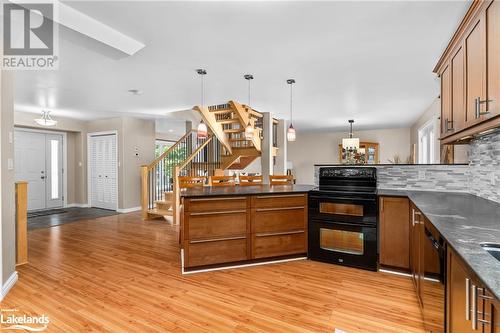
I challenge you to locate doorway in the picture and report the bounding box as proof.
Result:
[14,129,65,211]
[87,132,118,211]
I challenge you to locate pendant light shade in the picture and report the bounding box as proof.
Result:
[35,110,57,126]
[287,79,296,142]
[244,122,254,140]
[197,120,208,139]
[196,69,208,139]
[244,74,254,140]
[342,119,360,150]
[287,123,296,142]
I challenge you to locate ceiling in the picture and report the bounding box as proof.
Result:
[13,1,470,132]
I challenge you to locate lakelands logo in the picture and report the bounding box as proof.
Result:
[2,1,59,70]
[1,309,49,331]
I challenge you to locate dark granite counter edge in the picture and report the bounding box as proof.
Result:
[180,185,315,198]
[377,189,500,301]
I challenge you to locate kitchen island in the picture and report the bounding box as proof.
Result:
[180,185,314,270]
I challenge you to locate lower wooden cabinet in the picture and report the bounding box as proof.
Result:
[379,196,410,270]
[183,193,308,268]
[448,247,499,333]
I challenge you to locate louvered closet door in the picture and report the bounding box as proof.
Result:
[90,134,117,210]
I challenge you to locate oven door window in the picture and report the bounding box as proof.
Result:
[319,228,364,255]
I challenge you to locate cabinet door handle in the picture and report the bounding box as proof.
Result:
[256,194,304,199]
[475,97,494,118]
[466,278,471,320]
[256,206,304,212]
[190,210,246,216]
[445,118,454,132]
[472,284,478,330]
[189,236,246,244]
[255,230,305,237]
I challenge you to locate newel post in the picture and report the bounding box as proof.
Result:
[141,166,149,220]
[15,181,28,266]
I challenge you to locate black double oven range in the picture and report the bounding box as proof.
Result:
[308,167,378,271]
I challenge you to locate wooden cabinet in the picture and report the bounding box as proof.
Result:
[251,194,307,259]
[379,196,410,270]
[183,193,308,268]
[447,246,499,333]
[487,0,500,118]
[452,45,466,132]
[441,64,453,135]
[435,0,500,144]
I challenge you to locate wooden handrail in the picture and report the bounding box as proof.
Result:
[15,181,28,266]
[177,136,214,170]
[147,129,196,169]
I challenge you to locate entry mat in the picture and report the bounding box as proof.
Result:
[28,209,67,218]
[27,207,119,230]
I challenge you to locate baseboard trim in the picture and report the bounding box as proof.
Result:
[1,271,18,301]
[117,206,141,214]
[66,203,89,208]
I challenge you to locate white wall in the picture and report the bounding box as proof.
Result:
[288,128,411,184]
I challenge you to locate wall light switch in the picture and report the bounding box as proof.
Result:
[418,169,426,180]
[9,132,13,144]
[78,161,82,167]
[491,172,496,186]
[7,158,14,170]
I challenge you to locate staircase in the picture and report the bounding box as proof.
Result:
[195,100,263,170]
[141,100,268,224]
[141,130,221,221]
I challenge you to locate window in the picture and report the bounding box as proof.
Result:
[51,139,59,199]
[155,140,174,157]
[418,120,436,164]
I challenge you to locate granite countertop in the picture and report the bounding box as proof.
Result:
[379,189,500,300]
[180,184,315,198]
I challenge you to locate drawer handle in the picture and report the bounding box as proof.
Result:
[190,236,246,244]
[256,194,305,199]
[256,206,305,212]
[255,230,305,237]
[190,197,246,202]
[190,210,246,216]
[466,278,471,320]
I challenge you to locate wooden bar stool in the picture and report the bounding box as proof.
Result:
[210,175,236,187]
[269,175,294,185]
[239,175,263,186]
[178,176,206,188]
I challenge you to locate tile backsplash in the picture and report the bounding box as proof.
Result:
[468,130,500,203]
[314,129,500,204]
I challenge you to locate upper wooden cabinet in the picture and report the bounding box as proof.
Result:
[435,0,500,144]
[487,0,500,118]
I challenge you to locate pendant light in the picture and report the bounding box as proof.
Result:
[35,110,57,126]
[286,79,296,142]
[196,69,208,139]
[244,74,254,140]
[342,119,360,150]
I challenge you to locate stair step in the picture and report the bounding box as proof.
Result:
[217,119,240,124]
[155,200,173,206]
[229,138,251,142]
[147,208,173,216]
[209,109,234,114]
[224,129,245,133]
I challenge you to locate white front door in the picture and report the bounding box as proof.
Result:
[89,134,117,210]
[14,130,64,211]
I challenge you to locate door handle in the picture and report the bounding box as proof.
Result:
[41,176,45,180]
[475,97,494,118]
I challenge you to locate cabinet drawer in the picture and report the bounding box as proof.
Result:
[187,211,247,240]
[253,231,306,259]
[186,237,248,267]
[185,196,248,212]
[252,194,307,209]
[252,207,306,233]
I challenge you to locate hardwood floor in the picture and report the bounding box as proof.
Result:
[2,212,425,332]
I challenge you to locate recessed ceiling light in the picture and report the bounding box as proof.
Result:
[127,89,142,95]
[168,129,174,133]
